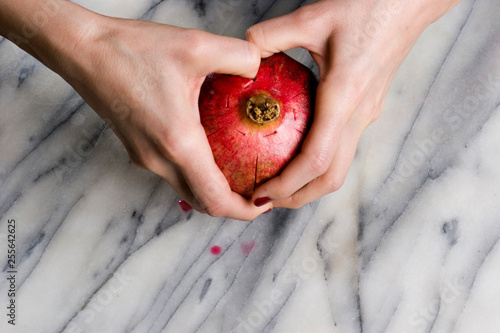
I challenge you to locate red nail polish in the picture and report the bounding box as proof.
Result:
[254,197,272,207]
[264,208,272,214]
[178,200,192,212]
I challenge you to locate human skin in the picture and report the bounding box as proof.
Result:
[0,0,462,219]
[247,0,462,209]
[0,0,272,220]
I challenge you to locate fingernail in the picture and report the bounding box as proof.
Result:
[254,197,272,207]
[264,208,272,214]
[178,200,192,212]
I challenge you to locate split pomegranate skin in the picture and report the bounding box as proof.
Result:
[199,52,317,196]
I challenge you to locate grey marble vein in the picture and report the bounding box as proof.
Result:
[1,0,500,332]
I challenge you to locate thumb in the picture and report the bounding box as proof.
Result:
[246,7,315,57]
[197,32,261,79]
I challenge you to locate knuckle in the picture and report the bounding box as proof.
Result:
[246,24,265,47]
[285,191,309,210]
[294,6,316,29]
[203,201,226,218]
[288,199,306,210]
[272,177,294,200]
[130,158,146,170]
[133,147,157,171]
[153,128,195,167]
[196,184,230,218]
[294,4,330,35]
[156,138,181,163]
[307,149,331,176]
[183,30,209,62]
[246,42,261,74]
[325,175,345,193]
[125,149,146,170]
[366,100,385,124]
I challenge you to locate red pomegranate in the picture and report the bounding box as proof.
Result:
[199,52,317,196]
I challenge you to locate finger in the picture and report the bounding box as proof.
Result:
[193,31,261,79]
[129,139,205,212]
[272,114,367,209]
[116,125,206,212]
[145,124,269,219]
[246,4,329,57]
[148,75,270,220]
[155,162,204,211]
[271,80,387,208]
[175,126,272,220]
[251,74,361,204]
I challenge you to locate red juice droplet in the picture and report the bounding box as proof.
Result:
[210,245,222,255]
[241,241,255,256]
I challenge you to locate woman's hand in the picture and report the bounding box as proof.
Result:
[76,20,269,219]
[1,0,272,220]
[247,0,461,209]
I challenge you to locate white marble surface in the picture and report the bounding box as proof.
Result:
[1,0,500,332]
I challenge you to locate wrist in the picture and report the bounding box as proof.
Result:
[404,0,462,31]
[0,0,104,80]
[358,0,463,61]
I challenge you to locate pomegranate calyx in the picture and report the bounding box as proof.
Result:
[245,93,280,124]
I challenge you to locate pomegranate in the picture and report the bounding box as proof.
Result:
[199,52,317,196]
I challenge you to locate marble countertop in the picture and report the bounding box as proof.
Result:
[1,0,499,332]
